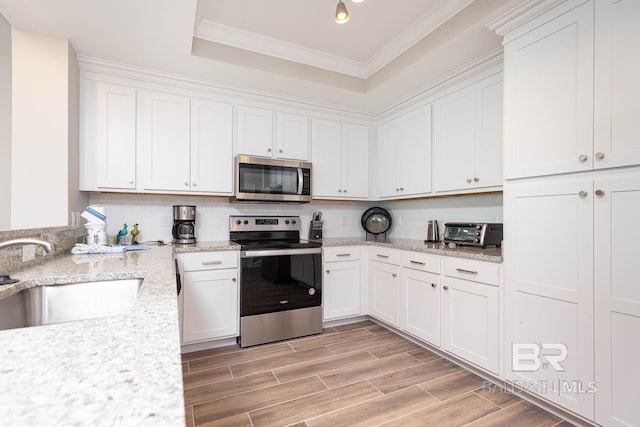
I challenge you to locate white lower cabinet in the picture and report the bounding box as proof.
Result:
[400,251,441,346]
[322,246,362,321]
[368,248,400,327]
[177,251,239,345]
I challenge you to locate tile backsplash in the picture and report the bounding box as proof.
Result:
[88,192,503,243]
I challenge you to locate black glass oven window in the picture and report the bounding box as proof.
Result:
[240,253,321,316]
[238,163,299,195]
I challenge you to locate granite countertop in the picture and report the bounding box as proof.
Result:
[172,241,240,253]
[0,245,185,426]
[321,237,503,263]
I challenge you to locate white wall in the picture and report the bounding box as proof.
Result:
[11,28,87,227]
[0,14,11,229]
[88,192,502,244]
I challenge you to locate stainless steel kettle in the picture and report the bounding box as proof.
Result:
[426,220,440,242]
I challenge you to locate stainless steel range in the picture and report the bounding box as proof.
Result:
[230,215,323,347]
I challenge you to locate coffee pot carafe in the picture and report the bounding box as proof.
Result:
[425,220,440,243]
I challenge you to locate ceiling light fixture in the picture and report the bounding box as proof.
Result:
[335,0,350,24]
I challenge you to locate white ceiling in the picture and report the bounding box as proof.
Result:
[0,0,511,115]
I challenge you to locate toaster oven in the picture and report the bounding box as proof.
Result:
[443,223,503,248]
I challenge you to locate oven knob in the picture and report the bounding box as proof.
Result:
[236,220,241,225]
[285,220,290,224]
[474,238,479,243]
[292,220,296,224]
[308,288,316,296]
[243,220,249,225]
[475,225,482,230]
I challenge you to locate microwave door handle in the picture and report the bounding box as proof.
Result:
[297,168,303,195]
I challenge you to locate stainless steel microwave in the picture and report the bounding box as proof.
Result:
[232,156,312,203]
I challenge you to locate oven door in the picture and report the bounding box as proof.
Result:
[240,248,321,317]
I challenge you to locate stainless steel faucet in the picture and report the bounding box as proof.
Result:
[0,238,55,254]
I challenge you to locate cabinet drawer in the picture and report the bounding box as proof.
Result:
[178,251,238,272]
[323,246,361,262]
[443,258,500,286]
[369,247,400,265]
[400,251,441,274]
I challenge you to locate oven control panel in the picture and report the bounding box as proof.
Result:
[230,216,300,232]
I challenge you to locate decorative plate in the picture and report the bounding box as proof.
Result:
[361,207,392,235]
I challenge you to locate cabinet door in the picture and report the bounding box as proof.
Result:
[369,261,400,327]
[276,112,309,160]
[323,260,361,321]
[433,90,475,192]
[191,99,233,194]
[504,178,594,417]
[94,82,137,190]
[594,174,640,426]
[237,106,273,158]
[400,268,441,346]
[375,119,400,198]
[311,119,343,198]
[342,123,369,199]
[140,91,190,191]
[594,0,640,169]
[475,74,503,189]
[442,277,499,374]
[398,105,432,196]
[182,269,239,344]
[503,1,594,179]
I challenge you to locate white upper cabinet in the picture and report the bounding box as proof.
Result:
[503,0,594,179]
[88,81,137,190]
[237,107,309,161]
[376,105,432,199]
[312,119,369,199]
[190,99,233,194]
[276,112,310,161]
[594,0,640,169]
[140,90,191,192]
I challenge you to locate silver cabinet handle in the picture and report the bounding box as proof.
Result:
[578,191,588,198]
[595,152,605,160]
[410,260,425,265]
[377,254,389,259]
[392,273,397,278]
[473,177,479,182]
[232,277,236,282]
[336,253,351,257]
[202,260,223,265]
[431,283,437,288]
[326,270,330,274]
[466,178,472,183]
[595,189,605,197]
[456,268,478,275]
[578,154,588,162]
[443,285,449,290]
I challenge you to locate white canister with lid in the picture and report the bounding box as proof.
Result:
[85,222,108,245]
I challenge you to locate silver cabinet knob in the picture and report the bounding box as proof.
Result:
[267,148,272,152]
[595,152,605,160]
[473,177,479,182]
[232,277,236,282]
[443,285,449,291]
[578,191,588,198]
[184,181,189,186]
[128,179,134,184]
[396,188,400,191]
[595,189,605,197]
[192,182,197,187]
[325,270,330,274]
[578,154,588,162]
[399,187,404,191]
[431,283,437,288]
[392,273,397,278]
[343,189,347,193]
[338,189,342,193]
[466,178,472,183]
[279,149,283,153]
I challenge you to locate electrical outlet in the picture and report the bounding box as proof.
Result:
[161,215,171,227]
[341,216,348,226]
[397,215,402,226]
[22,245,36,262]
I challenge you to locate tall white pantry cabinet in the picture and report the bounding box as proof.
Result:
[499,0,640,424]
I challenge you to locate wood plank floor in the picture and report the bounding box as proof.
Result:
[182,320,573,427]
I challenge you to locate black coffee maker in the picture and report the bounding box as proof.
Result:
[172,205,196,244]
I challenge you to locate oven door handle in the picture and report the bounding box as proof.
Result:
[242,247,322,258]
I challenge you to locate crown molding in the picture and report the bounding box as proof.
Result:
[194,0,474,80]
[485,0,566,36]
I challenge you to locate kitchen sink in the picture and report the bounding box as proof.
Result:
[0,278,143,331]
